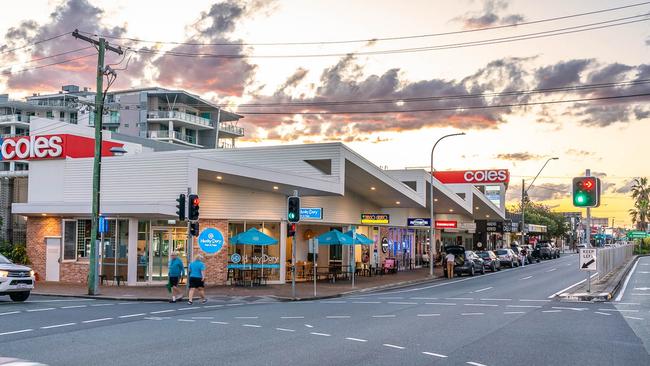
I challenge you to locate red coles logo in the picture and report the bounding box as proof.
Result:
[434,170,510,184]
[0,134,124,161]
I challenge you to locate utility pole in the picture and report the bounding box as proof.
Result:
[72,30,123,296]
[521,178,526,246]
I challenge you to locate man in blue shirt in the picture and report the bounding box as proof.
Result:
[168,252,185,303]
[187,254,207,305]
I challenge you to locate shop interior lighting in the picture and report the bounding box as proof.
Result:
[434,198,438,202]
[486,215,490,218]
[41,213,47,216]
[370,187,376,190]
[216,176,222,180]
[396,201,400,205]
[273,186,279,190]
[449,209,454,212]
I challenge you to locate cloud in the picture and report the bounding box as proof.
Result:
[565,149,596,157]
[453,0,525,29]
[615,179,635,194]
[535,59,593,89]
[495,152,542,161]
[506,182,571,202]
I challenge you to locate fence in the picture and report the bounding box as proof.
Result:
[596,244,634,280]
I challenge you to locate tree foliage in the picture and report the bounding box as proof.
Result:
[629,177,649,231]
[509,201,569,238]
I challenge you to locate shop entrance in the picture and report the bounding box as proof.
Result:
[138,224,188,284]
[150,228,171,281]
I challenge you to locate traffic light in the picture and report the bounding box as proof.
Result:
[175,194,186,221]
[572,177,600,208]
[188,194,200,220]
[287,196,300,223]
[287,223,296,237]
[189,222,199,236]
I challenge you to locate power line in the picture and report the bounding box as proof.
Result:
[0,46,93,70]
[0,31,72,55]
[121,15,650,59]
[77,1,650,47]
[2,53,97,75]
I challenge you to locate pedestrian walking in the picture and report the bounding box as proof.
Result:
[188,254,207,305]
[445,252,455,279]
[520,248,527,267]
[167,252,185,303]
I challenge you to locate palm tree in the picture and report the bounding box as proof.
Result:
[629,177,650,231]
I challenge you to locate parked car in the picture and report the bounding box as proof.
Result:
[443,246,485,277]
[476,251,501,272]
[495,248,519,268]
[536,242,557,259]
[0,253,35,302]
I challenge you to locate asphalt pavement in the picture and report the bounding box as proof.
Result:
[1,253,649,366]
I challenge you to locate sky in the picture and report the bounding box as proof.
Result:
[1,0,649,226]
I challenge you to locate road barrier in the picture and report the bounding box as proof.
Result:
[596,244,634,280]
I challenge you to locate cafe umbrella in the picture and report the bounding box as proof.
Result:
[229,228,278,286]
[317,229,364,288]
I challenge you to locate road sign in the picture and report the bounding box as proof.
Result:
[627,231,648,239]
[579,248,597,271]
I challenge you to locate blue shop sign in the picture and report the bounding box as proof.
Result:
[230,253,241,264]
[98,215,109,233]
[407,218,431,227]
[300,207,323,220]
[198,228,225,254]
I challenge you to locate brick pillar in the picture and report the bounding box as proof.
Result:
[196,219,228,285]
[26,216,61,281]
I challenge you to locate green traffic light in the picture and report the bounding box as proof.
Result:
[288,212,295,219]
[574,192,590,206]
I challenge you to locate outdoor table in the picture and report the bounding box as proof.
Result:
[237,268,260,287]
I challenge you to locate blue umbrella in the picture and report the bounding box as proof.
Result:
[343,231,374,245]
[317,229,354,245]
[231,228,278,245]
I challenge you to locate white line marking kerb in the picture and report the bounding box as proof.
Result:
[615,259,639,302]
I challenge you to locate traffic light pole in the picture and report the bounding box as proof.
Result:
[186,187,193,268]
[291,190,298,299]
[586,169,592,247]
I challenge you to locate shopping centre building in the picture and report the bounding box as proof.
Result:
[11,119,507,286]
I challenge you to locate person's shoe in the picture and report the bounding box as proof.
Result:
[169,299,176,303]
[177,296,184,301]
[201,299,208,304]
[188,300,193,305]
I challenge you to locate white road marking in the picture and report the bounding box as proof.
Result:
[372,315,396,318]
[191,316,214,320]
[379,297,404,300]
[242,324,262,328]
[91,303,114,307]
[594,312,611,316]
[461,313,485,316]
[624,316,644,320]
[504,311,526,314]
[41,323,76,329]
[150,310,175,314]
[82,317,113,323]
[519,299,551,302]
[276,328,295,332]
[305,324,314,328]
[383,344,405,350]
[119,313,146,318]
[546,268,557,272]
[464,303,498,307]
[27,299,93,303]
[0,329,33,336]
[548,272,598,298]
[422,352,447,358]
[552,307,587,311]
[542,310,562,313]
[326,316,351,319]
[26,308,55,312]
[0,311,21,316]
[446,297,473,300]
[520,276,533,280]
[352,301,381,304]
[61,305,87,309]
[203,305,223,309]
[641,263,650,266]
[387,302,417,305]
[321,301,346,304]
[118,302,139,305]
[235,316,259,319]
[639,271,650,274]
[480,298,511,301]
[617,302,640,305]
[598,309,639,313]
[425,302,456,306]
[177,319,196,322]
[507,305,542,309]
[346,337,368,342]
[631,293,650,296]
[177,307,194,311]
[281,316,304,319]
[211,321,229,325]
[467,362,487,366]
[417,314,440,317]
[473,287,493,293]
[410,297,438,300]
[310,332,331,337]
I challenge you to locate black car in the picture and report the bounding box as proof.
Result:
[443,246,485,277]
[476,251,501,272]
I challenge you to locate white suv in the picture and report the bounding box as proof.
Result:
[0,253,35,302]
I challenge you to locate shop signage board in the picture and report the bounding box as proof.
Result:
[486,221,503,232]
[579,248,597,271]
[198,228,225,254]
[300,208,323,220]
[381,237,389,253]
[460,222,477,232]
[0,134,124,161]
[407,218,431,227]
[230,253,242,263]
[503,220,512,233]
[627,231,648,239]
[361,213,389,224]
[435,220,457,229]
[433,169,510,184]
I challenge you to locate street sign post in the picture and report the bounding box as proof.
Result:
[580,248,597,292]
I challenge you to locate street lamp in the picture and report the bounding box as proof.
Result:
[521,157,558,247]
[430,132,465,277]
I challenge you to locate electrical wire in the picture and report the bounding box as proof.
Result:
[0,31,72,55]
[1,53,97,75]
[76,1,650,46]
[0,46,94,70]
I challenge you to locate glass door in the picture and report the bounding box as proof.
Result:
[151,228,171,281]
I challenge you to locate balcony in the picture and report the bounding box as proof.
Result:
[0,115,30,127]
[147,110,213,130]
[218,122,244,137]
[147,130,201,147]
[27,100,77,109]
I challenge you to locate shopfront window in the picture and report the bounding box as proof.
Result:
[62,220,77,261]
[228,221,281,281]
[100,219,129,283]
[76,219,92,258]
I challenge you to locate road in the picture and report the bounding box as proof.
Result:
[1,254,649,366]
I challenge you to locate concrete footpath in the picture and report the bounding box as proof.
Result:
[559,255,640,302]
[33,267,444,301]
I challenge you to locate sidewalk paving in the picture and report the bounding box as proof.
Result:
[33,267,445,302]
[559,255,638,302]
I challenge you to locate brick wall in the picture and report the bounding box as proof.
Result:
[59,262,89,283]
[26,216,61,281]
[196,219,228,285]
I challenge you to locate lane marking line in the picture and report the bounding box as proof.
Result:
[150,310,175,314]
[242,324,261,328]
[422,352,447,358]
[276,328,295,332]
[464,303,498,307]
[346,337,367,342]
[598,309,639,313]
[473,287,493,293]
[320,301,346,304]
[211,321,229,325]
[504,311,526,314]
[520,299,550,302]
[546,268,557,272]
[61,305,87,309]
[82,318,113,323]
[177,307,194,311]
[594,312,611,316]
[387,302,417,305]
[410,297,438,300]
[203,305,223,309]
[26,308,55,312]
[91,304,114,307]
[548,272,598,299]
[177,319,195,322]
[305,324,314,328]
[617,302,640,305]
[461,313,485,315]
[446,297,473,300]
[624,316,644,320]
[372,315,396,318]
[326,316,351,319]
[520,276,533,280]
[542,310,562,313]
[552,307,587,311]
[41,323,76,329]
[0,329,33,336]
[310,332,331,337]
[379,297,404,300]
[480,298,511,301]
[235,316,259,319]
[191,316,214,320]
[467,362,487,366]
[0,311,21,316]
[119,313,146,318]
[417,314,440,317]
[507,305,541,308]
[383,344,405,349]
[281,316,304,319]
[425,302,456,306]
[352,301,381,304]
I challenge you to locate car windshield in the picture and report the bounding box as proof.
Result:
[496,250,508,255]
[477,252,490,258]
[0,254,11,264]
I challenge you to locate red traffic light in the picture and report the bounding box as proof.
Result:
[192,197,200,206]
[579,178,596,191]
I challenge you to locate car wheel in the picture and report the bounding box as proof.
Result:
[10,291,30,302]
[492,264,496,272]
[469,266,475,276]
